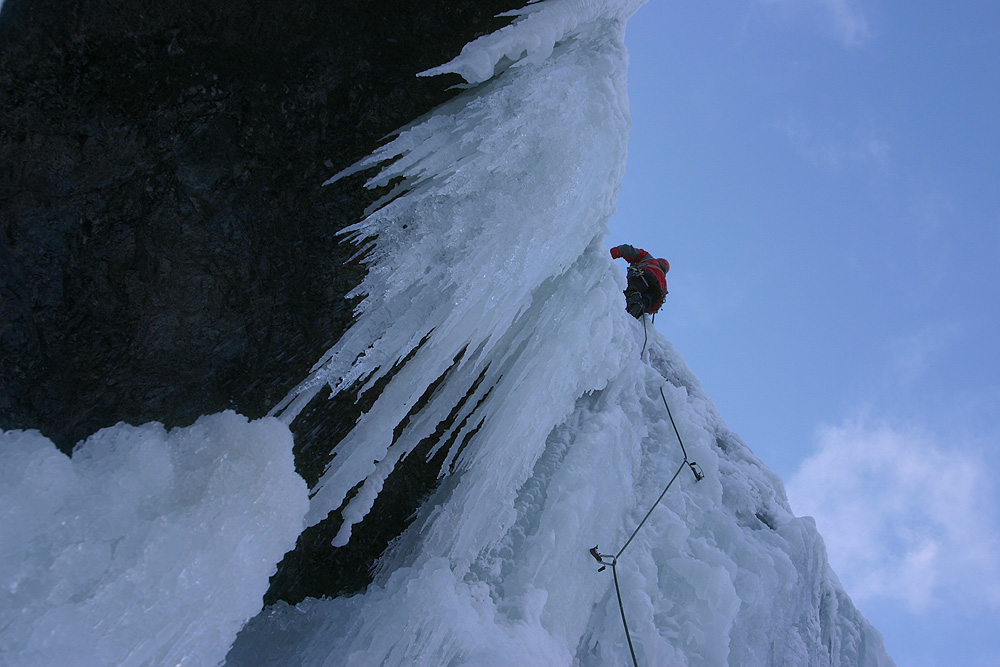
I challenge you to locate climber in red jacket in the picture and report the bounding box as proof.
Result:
[610,244,669,318]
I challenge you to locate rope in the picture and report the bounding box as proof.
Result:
[614,459,688,561]
[613,561,638,666]
[661,387,694,464]
[640,314,649,358]
[589,344,704,666]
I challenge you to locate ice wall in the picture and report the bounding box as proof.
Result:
[0,413,308,667]
[232,0,895,665]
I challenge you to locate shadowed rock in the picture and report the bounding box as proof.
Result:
[0,0,524,603]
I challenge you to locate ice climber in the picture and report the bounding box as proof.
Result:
[610,244,669,319]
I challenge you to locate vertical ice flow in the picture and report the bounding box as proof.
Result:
[252,0,895,665]
[271,1,638,554]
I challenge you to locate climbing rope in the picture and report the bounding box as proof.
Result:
[590,322,704,667]
[640,314,649,358]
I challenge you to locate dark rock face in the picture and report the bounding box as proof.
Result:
[0,0,522,602]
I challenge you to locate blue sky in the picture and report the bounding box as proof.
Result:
[610,1,1000,665]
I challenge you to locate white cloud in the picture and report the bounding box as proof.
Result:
[820,0,872,49]
[787,418,1000,614]
[777,110,890,170]
[887,322,963,387]
[759,0,873,49]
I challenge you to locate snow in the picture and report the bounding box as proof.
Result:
[0,412,308,667]
[1,0,894,665]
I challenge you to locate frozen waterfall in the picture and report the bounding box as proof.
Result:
[0,0,895,665]
[234,0,894,665]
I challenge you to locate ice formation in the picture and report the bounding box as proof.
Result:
[1,0,895,665]
[233,0,893,665]
[0,412,308,667]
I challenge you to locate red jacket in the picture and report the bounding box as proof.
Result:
[610,244,670,294]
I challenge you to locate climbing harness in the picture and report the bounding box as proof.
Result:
[590,328,704,667]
